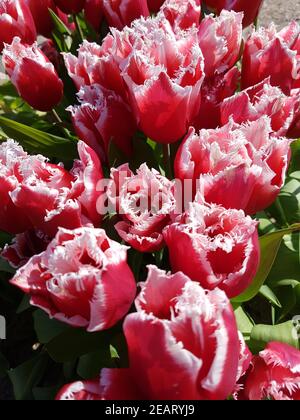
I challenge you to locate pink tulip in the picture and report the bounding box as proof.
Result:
[193,67,240,129]
[68,84,136,163]
[193,10,243,129]
[221,78,299,137]
[159,0,201,30]
[198,10,243,78]
[2,37,63,111]
[242,21,300,95]
[175,117,292,214]
[163,202,260,298]
[104,266,239,399]
[0,0,36,51]
[11,227,136,331]
[0,140,103,237]
[122,16,205,143]
[102,0,150,30]
[63,38,129,99]
[244,342,300,400]
[104,163,176,253]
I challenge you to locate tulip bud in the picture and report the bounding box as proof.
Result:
[0,0,36,51]
[2,37,63,112]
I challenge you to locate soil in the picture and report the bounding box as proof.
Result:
[259,0,300,28]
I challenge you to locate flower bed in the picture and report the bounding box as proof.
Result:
[0,0,299,401]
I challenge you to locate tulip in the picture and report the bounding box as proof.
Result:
[174,117,292,214]
[84,0,103,31]
[40,39,63,71]
[221,79,299,137]
[68,84,136,163]
[233,333,253,399]
[56,380,102,400]
[122,16,205,143]
[193,67,240,129]
[11,227,136,331]
[1,230,50,269]
[104,163,176,253]
[242,21,300,95]
[0,139,103,237]
[198,10,243,78]
[205,0,264,28]
[26,0,70,37]
[192,10,243,129]
[53,0,85,14]
[103,266,240,399]
[2,37,63,112]
[244,342,300,400]
[102,0,150,30]
[0,0,36,51]
[63,39,129,99]
[159,0,201,30]
[163,202,260,298]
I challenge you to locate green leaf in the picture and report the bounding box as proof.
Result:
[16,295,31,314]
[77,347,114,380]
[0,116,78,160]
[0,257,15,273]
[8,354,48,400]
[33,386,60,401]
[249,321,299,354]
[289,139,300,174]
[267,233,300,288]
[234,306,254,339]
[46,327,118,363]
[232,224,300,304]
[49,9,72,36]
[0,82,18,98]
[33,310,68,344]
[0,352,9,378]
[259,285,282,308]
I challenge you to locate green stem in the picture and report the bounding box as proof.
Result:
[51,109,71,139]
[275,197,289,228]
[73,14,84,42]
[163,144,173,179]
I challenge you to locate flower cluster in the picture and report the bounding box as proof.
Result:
[0,0,300,401]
